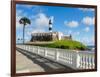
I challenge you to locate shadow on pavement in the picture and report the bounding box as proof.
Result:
[16,48,74,72]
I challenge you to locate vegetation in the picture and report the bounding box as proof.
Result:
[28,40,88,50]
[19,17,31,44]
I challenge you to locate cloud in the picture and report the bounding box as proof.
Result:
[16,5,36,25]
[64,20,79,28]
[81,36,94,45]
[16,10,23,16]
[32,29,46,33]
[32,6,44,14]
[16,9,31,28]
[26,31,31,36]
[16,12,53,35]
[49,16,54,23]
[84,27,90,32]
[63,30,72,35]
[75,32,80,35]
[64,29,80,36]
[16,15,30,28]
[16,16,23,28]
[16,5,51,42]
[68,30,72,34]
[82,37,89,45]
[35,13,49,26]
[72,31,80,36]
[16,5,49,29]
[29,13,50,34]
[78,8,95,12]
[16,35,22,40]
[16,10,23,28]
[82,16,95,26]
[34,13,49,27]
[92,36,95,44]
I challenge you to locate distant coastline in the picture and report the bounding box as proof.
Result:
[87,45,95,52]
[87,45,94,49]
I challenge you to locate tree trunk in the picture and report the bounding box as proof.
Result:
[23,25,25,44]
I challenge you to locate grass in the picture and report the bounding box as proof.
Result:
[28,40,88,50]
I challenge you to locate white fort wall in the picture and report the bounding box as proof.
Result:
[31,32,71,41]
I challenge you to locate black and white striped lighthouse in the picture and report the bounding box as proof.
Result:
[49,16,53,32]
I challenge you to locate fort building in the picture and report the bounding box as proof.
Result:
[30,32,72,42]
[30,17,72,42]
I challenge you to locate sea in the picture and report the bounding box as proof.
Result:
[87,45,95,52]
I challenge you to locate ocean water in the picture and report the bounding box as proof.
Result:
[87,46,95,52]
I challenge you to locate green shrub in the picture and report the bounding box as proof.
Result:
[31,40,87,50]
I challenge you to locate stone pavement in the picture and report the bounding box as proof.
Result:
[16,48,74,73]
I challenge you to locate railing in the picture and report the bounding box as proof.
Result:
[16,45,95,70]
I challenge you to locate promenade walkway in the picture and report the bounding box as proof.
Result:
[16,48,74,73]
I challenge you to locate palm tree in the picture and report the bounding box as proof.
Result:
[19,17,31,44]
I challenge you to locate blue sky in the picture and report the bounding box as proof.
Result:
[16,4,95,46]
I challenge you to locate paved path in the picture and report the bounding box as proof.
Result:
[16,48,74,73]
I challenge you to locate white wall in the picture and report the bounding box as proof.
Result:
[0,0,99,77]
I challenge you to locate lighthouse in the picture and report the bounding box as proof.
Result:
[49,16,53,32]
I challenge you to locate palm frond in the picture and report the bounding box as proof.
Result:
[19,17,31,25]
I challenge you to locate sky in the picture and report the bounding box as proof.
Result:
[16,4,95,46]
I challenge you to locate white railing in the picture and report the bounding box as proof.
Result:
[16,45,95,70]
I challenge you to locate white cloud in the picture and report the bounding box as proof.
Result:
[32,29,45,33]
[64,20,79,28]
[16,15,30,28]
[68,30,72,34]
[81,37,90,45]
[78,8,95,12]
[26,31,31,36]
[30,13,49,33]
[82,16,95,26]
[34,13,49,27]
[75,32,80,35]
[63,30,72,35]
[49,16,54,23]
[16,9,28,17]
[16,7,55,38]
[16,10,24,28]
[16,16,23,28]
[16,10,22,28]
[92,36,95,44]
[81,36,94,45]
[16,35,21,40]
[64,30,80,36]
[16,9,31,28]
[72,31,80,36]
[16,10,23,16]
[16,12,54,34]
[32,6,44,14]
[84,27,90,32]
